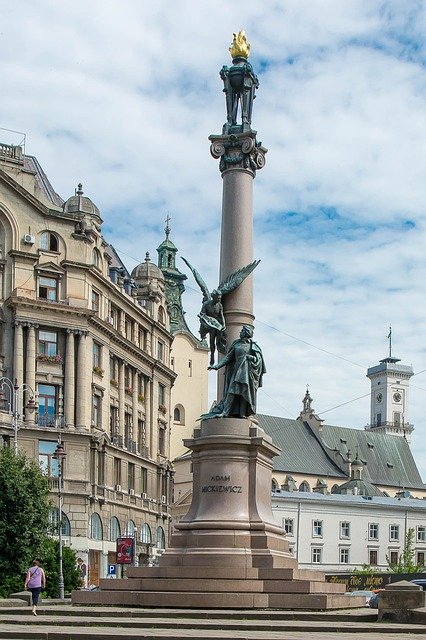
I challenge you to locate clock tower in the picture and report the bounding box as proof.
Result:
[365,344,414,442]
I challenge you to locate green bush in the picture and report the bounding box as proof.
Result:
[39,539,81,597]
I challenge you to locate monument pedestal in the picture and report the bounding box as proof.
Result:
[72,419,364,609]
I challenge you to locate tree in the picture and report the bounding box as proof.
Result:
[0,446,51,597]
[39,539,81,597]
[386,527,424,573]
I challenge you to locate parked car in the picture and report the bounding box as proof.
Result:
[410,579,426,591]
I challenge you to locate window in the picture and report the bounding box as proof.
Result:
[284,518,294,535]
[138,419,146,453]
[339,548,350,564]
[299,481,310,492]
[173,404,185,425]
[39,441,59,476]
[340,522,350,539]
[113,457,121,486]
[369,549,378,565]
[108,517,121,542]
[40,231,58,252]
[125,520,136,536]
[38,384,57,427]
[417,526,426,542]
[393,412,401,426]
[91,289,100,313]
[110,305,119,329]
[124,367,132,392]
[141,523,151,544]
[90,513,103,540]
[124,413,132,447]
[158,383,165,407]
[125,317,133,341]
[158,424,166,456]
[390,524,400,541]
[417,552,425,567]
[127,462,135,491]
[312,547,322,564]
[313,520,323,537]
[51,508,71,536]
[140,467,147,494]
[376,412,382,427]
[110,405,118,438]
[92,394,101,428]
[157,340,164,362]
[389,550,399,565]
[38,276,58,301]
[368,523,379,540]
[92,248,101,268]
[158,306,166,326]
[93,342,101,369]
[188,360,192,377]
[156,526,165,550]
[38,330,58,356]
[138,327,146,350]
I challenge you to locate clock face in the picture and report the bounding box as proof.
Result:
[393,392,402,403]
[376,393,383,403]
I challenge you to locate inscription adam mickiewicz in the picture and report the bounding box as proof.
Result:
[201,475,242,494]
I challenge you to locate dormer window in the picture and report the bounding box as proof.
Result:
[40,231,58,252]
[92,248,101,269]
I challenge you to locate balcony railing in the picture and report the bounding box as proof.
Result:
[37,414,66,428]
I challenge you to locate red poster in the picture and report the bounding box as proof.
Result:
[116,537,134,565]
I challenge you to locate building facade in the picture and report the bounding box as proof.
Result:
[0,142,176,584]
[272,490,426,573]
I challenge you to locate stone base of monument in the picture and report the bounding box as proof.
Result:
[72,418,364,609]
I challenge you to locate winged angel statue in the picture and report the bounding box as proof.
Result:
[181,257,260,366]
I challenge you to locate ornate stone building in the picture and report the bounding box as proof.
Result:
[0,141,175,584]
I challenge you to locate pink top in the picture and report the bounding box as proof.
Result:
[26,566,45,589]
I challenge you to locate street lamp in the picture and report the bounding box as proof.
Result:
[52,436,66,600]
[0,378,36,453]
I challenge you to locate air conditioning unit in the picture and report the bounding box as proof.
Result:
[23,234,35,245]
[114,484,122,492]
[129,488,135,496]
[142,492,147,500]
[161,495,167,504]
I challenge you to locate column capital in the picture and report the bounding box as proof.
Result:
[209,131,267,176]
[76,329,89,337]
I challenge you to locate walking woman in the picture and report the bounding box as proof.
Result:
[24,560,46,615]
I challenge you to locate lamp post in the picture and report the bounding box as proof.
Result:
[52,436,66,599]
[0,377,36,453]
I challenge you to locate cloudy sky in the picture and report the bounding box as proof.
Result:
[2,1,426,481]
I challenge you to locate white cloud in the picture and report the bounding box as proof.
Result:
[1,0,426,480]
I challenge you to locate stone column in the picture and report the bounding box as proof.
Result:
[118,360,125,442]
[145,376,152,458]
[25,323,37,421]
[13,322,24,386]
[65,329,76,427]
[75,331,88,429]
[209,132,267,398]
[132,371,139,447]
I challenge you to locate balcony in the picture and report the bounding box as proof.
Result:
[37,414,66,429]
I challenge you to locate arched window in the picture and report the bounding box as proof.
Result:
[173,404,185,424]
[140,523,151,544]
[331,484,339,494]
[158,306,166,326]
[89,513,103,540]
[156,526,165,550]
[51,508,71,536]
[299,481,310,493]
[108,517,121,541]
[40,231,59,252]
[125,520,136,536]
[92,248,101,268]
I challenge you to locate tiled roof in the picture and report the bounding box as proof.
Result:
[257,414,425,490]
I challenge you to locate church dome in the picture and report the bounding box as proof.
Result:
[63,183,101,219]
[131,252,165,283]
[332,478,383,497]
